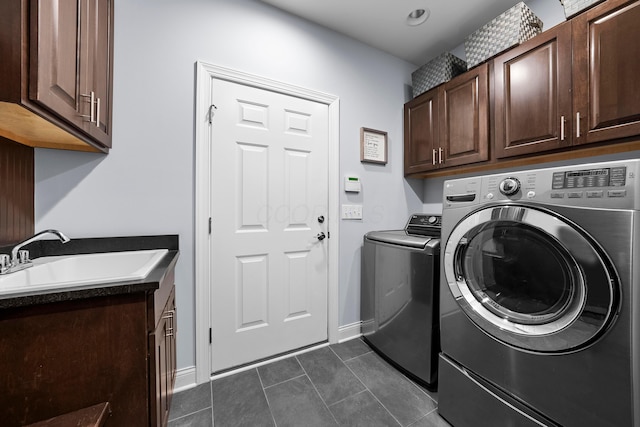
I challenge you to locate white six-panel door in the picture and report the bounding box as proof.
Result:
[210,78,329,373]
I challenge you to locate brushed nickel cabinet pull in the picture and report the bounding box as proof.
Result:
[80,91,96,123]
[438,147,443,164]
[576,112,581,138]
[560,115,566,141]
[432,149,437,165]
[164,309,175,337]
[96,97,101,127]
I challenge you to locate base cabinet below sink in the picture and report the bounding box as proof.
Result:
[0,267,176,426]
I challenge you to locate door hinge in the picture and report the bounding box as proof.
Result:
[327,231,330,239]
[208,217,212,234]
[209,327,212,344]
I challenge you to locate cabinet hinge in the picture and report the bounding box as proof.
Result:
[209,328,212,344]
[208,217,212,234]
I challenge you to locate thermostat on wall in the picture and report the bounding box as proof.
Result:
[345,176,361,192]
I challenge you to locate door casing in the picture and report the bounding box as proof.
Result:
[194,62,340,385]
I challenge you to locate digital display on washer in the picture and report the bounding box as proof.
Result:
[552,166,626,189]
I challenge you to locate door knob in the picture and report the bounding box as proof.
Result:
[316,232,326,241]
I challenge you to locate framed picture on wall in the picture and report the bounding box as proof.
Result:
[360,127,388,165]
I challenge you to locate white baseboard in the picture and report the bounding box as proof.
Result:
[338,321,362,343]
[173,366,197,393]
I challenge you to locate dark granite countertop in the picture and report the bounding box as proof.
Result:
[0,235,179,309]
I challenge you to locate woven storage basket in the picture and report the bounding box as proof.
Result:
[464,2,543,69]
[411,52,467,98]
[559,0,605,18]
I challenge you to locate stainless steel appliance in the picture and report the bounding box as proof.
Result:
[361,214,441,389]
[438,159,640,426]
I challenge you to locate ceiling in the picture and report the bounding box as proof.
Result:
[258,0,526,65]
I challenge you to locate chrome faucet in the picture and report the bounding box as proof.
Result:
[0,229,71,275]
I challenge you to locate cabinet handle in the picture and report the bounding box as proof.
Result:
[576,112,581,138]
[80,91,96,123]
[560,115,566,141]
[164,309,175,337]
[438,147,443,164]
[96,97,101,128]
[432,149,437,165]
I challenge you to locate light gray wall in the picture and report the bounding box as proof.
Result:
[34,0,423,371]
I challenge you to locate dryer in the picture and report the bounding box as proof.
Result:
[438,159,640,427]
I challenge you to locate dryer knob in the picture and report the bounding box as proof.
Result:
[499,177,521,196]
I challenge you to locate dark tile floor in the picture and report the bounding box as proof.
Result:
[168,338,452,427]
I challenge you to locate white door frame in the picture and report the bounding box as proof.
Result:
[194,62,340,385]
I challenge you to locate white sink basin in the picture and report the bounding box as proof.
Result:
[0,249,168,296]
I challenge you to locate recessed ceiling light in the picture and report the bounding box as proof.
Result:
[406,8,430,26]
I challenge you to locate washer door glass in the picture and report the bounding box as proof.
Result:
[444,205,618,353]
[459,221,578,325]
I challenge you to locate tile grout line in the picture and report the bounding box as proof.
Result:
[262,373,307,390]
[209,378,215,427]
[256,367,280,427]
[339,350,404,427]
[168,383,214,424]
[326,388,369,408]
[406,375,439,404]
[168,406,213,425]
[294,353,341,426]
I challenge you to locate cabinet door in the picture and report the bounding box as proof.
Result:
[151,287,176,427]
[166,291,177,415]
[572,0,640,145]
[80,0,113,147]
[439,63,489,168]
[404,88,439,175]
[494,22,572,158]
[30,0,84,129]
[151,308,169,427]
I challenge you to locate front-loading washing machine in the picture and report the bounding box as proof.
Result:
[438,159,640,426]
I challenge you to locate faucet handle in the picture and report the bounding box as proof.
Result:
[0,254,10,271]
[18,250,30,264]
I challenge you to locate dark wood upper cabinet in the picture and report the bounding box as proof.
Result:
[404,63,489,175]
[493,22,573,159]
[30,0,85,131]
[0,0,113,152]
[404,88,439,174]
[439,64,489,167]
[572,0,640,145]
[81,0,113,146]
[494,0,640,159]
[405,0,640,177]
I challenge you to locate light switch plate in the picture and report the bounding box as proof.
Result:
[342,204,363,220]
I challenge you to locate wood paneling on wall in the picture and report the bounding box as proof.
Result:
[0,137,34,246]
